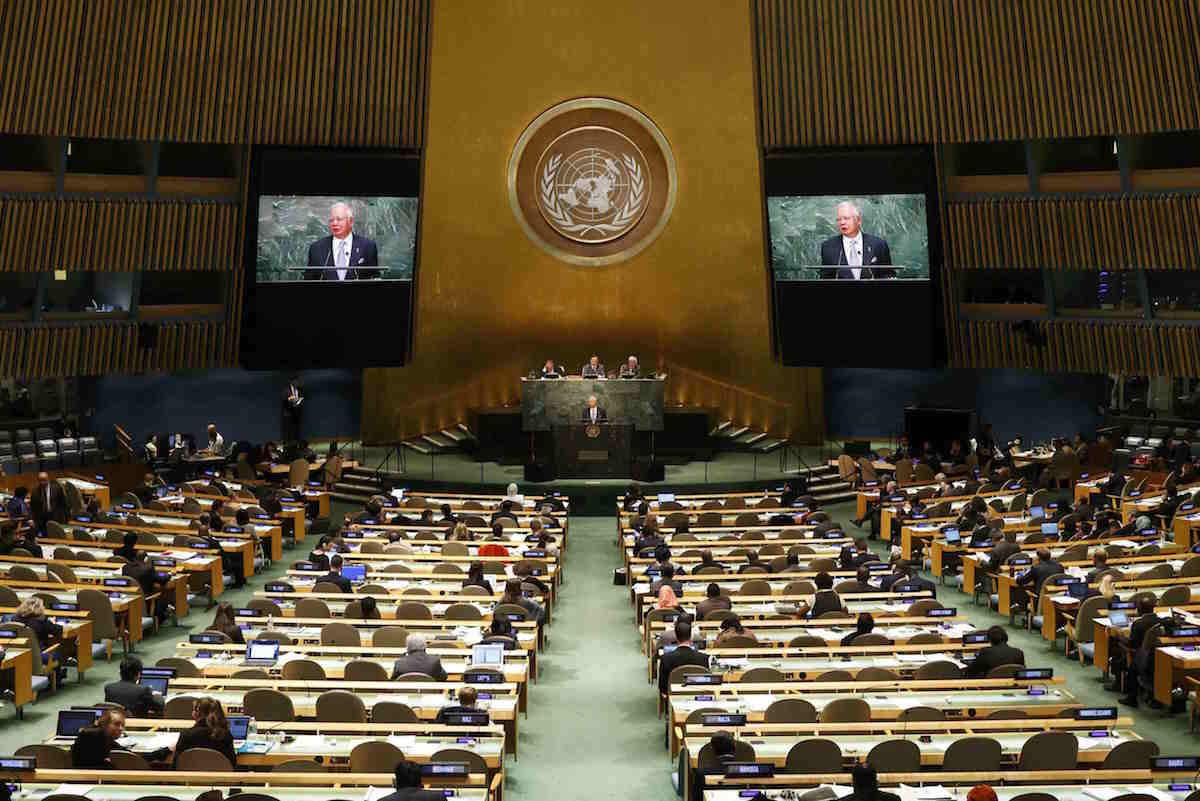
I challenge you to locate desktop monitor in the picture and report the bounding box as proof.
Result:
[340,564,367,583]
[56,708,102,737]
[228,715,251,740]
[245,640,281,662]
[471,643,505,667]
[139,674,169,696]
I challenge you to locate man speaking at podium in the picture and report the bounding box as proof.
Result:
[819,201,894,280]
[306,201,380,280]
[581,395,607,424]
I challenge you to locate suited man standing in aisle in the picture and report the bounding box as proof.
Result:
[31,472,67,534]
[305,202,379,280]
[281,375,304,442]
[819,201,895,280]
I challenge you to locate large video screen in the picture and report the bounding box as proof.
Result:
[767,194,928,281]
[242,149,421,370]
[255,195,417,283]
[765,147,944,368]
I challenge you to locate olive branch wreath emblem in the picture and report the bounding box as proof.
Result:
[539,152,645,237]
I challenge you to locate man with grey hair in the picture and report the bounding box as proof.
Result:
[390,633,447,681]
[306,200,380,280]
[619,355,641,379]
[819,200,894,280]
[581,394,607,424]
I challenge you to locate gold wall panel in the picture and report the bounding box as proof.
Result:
[0,0,429,147]
[0,198,239,272]
[363,0,823,443]
[755,0,1200,148]
[0,321,229,377]
[958,320,1200,376]
[946,195,1200,271]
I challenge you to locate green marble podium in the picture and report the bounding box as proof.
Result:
[520,377,665,432]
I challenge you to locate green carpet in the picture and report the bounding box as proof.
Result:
[1,503,1192,800]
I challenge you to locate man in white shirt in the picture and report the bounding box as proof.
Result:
[819,201,894,280]
[305,202,380,280]
[581,395,607,424]
[205,424,226,455]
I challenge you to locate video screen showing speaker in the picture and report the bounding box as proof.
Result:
[765,146,944,368]
[255,196,416,283]
[242,148,421,369]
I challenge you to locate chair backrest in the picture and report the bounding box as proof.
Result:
[7,564,39,581]
[866,738,921,772]
[312,581,344,594]
[371,627,410,648]
[763,697,817,723]
[281,659,326,680]
[942,736,1003,772]
[740,666,784,683]
[1017,730,1079,770]
[856,667,900,682]
[243,688,296,721]
[371,700,420,723]
[736,578,771,596]
[429,747,488,775]
[259,630,295,645]
[1100,739,1160,770]
[914,660,962,680]
[288,459,310,487]
[272,759,327,773]
[1160,585,1192,605]
[1072,595,1109,645]
[821,697,870,722]
[14,744,71,769]
[155,657,201,678]
[348,740,405,773]
[76,588,118,640]
[316,689,367,722]
[320,621,362,646]
[294,598,331,619]
[783,580,817,595]
[897,705,945,721]
[784,738,842,773]
[696,738,756,772]
[176,747,234,771]
[248,599,283,617]
[445,602,484,620]
[345,659,390,682]
[395,601,432,620]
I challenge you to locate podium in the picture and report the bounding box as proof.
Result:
[552,424,632,478]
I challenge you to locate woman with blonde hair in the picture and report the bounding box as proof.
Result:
[14,596,62,663]
[1098,573,1119,601]
[174,697,236,768]
[451,522,474,542]
[656,583,680,610]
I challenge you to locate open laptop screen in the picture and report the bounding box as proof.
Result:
[246,640,280,661]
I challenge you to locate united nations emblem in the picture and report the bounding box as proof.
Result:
[508,98,677,266]
[585,424,601,439]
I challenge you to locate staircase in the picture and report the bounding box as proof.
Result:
[709,420,856,505]
[331,424,477,504]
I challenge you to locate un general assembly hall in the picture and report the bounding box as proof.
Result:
[1,2,1200,800]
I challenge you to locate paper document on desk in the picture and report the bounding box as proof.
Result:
[362,788,392,801]
[52,785,96,797]
[895,653,933,663]
[387,734,417,749]
[902,785,955,799]
[1080,789,1127,801]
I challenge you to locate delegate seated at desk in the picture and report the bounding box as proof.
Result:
[581,354,605,378]
[540,359,565,379]
[582,395,607,424]
[619,355,640,379]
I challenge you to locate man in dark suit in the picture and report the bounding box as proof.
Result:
[581,355,606,378]
[30,472,67,534]
[319,554,353,592]
[71,708,126,768]
[434,685,488,724]
[581,395,607,424]
[281,376,304,442]
[964,625,1025,678]
[987,530,1021,572]
[836,765,901,801]
[391,634,448,680]
[305,202,379,280]
[104,656,164,717]
[657,619,709,695]
[1017,548,1063,594]
[819,201,895,280]
[378,760,448,801]
[1121,597,1161,708]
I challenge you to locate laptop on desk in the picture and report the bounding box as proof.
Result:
[55,708,102,740]
[228,715,251,743]
[1107,610,1130,627]
[241,640,281,667]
